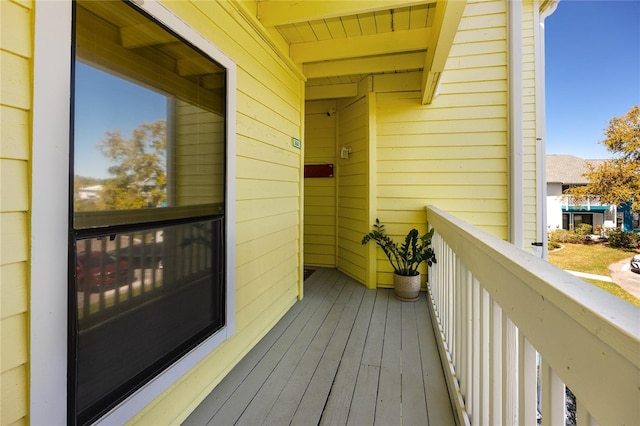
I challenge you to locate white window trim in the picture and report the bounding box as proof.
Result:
[31,2,72,424]
[31,1,236,424]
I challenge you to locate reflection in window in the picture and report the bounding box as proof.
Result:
[74,220,224,420]
[73,62,168,212]
[73,0,226,225]
[71,1,228,423]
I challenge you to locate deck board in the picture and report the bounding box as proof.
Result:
[231,273,346,425]
[376,295,402,425]
[416,294,456,426]
[290,283,363,425]
[184,268,454,426]
[401,301,430,425]
[317,286,374,426]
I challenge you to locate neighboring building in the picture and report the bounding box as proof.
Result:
[1,1,557,424]
[546,154,638,232]
[546,154,613,231]
[77,184,103,200]
[619,202,640,232]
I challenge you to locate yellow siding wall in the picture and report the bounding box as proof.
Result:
[2,0,541,420]
[374,0,509,287]
[1,0,32,424]
[521,0,540,246]
[129,1,305,423]
[336,96,369,283]
[304,100,337,267]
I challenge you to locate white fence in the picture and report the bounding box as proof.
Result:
[426,206,639,426]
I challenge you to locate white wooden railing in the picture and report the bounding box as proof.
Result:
[426,206,639,426]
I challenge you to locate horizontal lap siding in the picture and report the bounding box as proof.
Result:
[304,100,337,267]
[375,0,508,287]
[337,97,368,283]
[0,0,31,424]
[131,1,304,424]
[175,101,225,206]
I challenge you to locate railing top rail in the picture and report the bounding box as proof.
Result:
[426,205,640,366]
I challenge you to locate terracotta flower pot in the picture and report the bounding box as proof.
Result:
[393,272,421,302]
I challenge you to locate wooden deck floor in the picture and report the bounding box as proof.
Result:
[184,268,454,426]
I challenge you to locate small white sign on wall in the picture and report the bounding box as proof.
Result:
[292,137,301,149]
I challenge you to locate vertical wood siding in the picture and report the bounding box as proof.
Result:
[375,0,509,287]
[521,0,540,247]
[304,100,337,267]
[128,1,305,423]
[0,0,32,424]
[336,97,368,283]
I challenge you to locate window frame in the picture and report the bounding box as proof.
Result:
[31,1,236,424]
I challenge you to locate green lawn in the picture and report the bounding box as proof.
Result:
[548,243,640,307]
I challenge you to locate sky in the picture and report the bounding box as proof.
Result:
[74,62,166,179]
[544,0,640,160]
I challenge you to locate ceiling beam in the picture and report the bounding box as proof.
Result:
[291,27,431,63]
[303,51,425,79]
[121,22,176,48]
[257,0,433,27]
[421,0,466,104]
[177,56,223,77]
[306,83,359,100]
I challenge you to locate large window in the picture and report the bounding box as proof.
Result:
[71,1,227,423]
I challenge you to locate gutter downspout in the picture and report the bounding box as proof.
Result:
[536,0,560,259]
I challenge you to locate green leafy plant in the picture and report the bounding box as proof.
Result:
[362,219,437,276]
[548,228,592,244]
[607,228,640,249]
[548,241,562,250]
[574,223,593,237]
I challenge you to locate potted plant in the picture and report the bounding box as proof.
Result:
[361,219,437,301]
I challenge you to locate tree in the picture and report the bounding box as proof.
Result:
[566,106,640,212]
[601,105,640,162]
[98,119,167,210]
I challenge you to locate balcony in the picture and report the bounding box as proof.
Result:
[184,207,639,426]
[185,267,455,425]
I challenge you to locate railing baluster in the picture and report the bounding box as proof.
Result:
[98,237,107,310]
[518,336,538,426]
[541,359,565,426]
[489,299,502,424]
[151,230,157,290]
[450,251,456,365]
[577,399,599,426]
[81,239,91,320]
[114,236,121,306]
[464,269,473,421]
[127,232,135,300]
[471,277,481,426]
[503,316,517,425]
[459,264,469,402]
[480,288,490,425]
[140,233,147,294]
